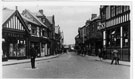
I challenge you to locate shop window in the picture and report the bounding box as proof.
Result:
[9,40,26,57]
[17,42,26,57]
[106,31,111,47]
[123,26,129,47]
[106,28,121,47]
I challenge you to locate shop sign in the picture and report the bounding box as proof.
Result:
[4,32,24,38]
[98,23,105,30]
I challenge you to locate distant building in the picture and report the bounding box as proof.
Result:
[55,25,64,54]
[75,13,102,55]
[85,14,102,55]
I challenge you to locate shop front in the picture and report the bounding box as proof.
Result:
[29,36,41,57]
[105,22,130,61]
[40,39,47,56]
[2,31,28,60]
[2,8,30,61]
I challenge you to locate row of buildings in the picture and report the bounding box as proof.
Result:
[2,7,64,61]
[75,5,130,61]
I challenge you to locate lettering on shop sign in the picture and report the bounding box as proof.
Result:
[4,33,23,38]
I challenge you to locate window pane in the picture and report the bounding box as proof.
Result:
[127,14,129,21]
[125,15,126,22]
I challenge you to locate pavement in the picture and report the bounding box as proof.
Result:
[2,54,61,66]
[85,55,130,67]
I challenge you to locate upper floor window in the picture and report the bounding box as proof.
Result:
[124,6,130,12]
[28,24,31,30]
[43,19,45,23]
[37,27,39,37]
[42,29,47,37]
[111,6,115,17]
[101,9,106,20]
[31,26,37,35]
[116,6,122,15]
[31,29,37,35]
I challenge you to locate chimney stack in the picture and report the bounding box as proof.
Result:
[15,6,18,10]
[91,14,97,20]
[39,9,43,14]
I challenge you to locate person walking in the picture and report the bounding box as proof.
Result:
[30,44,37,69]
[102,48,106,59]
[111,49,119,65]
[98,48,102,61]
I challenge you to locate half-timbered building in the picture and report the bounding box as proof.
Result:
[22,9,49,57]
[100,5,130,61]
[2,8,30,61]
[34,10,52,56]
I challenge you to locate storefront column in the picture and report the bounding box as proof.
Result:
[103,30,106,48]
[26,38,29,58]
[120,26,123,60]
[40,42,42,57]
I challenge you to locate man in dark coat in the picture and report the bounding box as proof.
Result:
[30,44,37,69]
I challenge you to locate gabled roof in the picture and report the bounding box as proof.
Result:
[33,12,43,16]
[46,16,53,24]
[91,15,101,22]
[24,9,48,28]
[2,8,30,34]
[2,8,15,24]
[21,14,39,26]
[55,25,60,34]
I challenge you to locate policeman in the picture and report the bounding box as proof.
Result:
[30,44,37,69]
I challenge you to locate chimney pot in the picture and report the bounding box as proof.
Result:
[15,6,18,10]
[91,14,97,20]
[39,9,43,14]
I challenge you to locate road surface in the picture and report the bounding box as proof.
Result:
[3,52,130,79]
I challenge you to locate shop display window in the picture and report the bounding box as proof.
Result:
[9,40,26,57]
[106,27,120,48]
[123,26,129,47]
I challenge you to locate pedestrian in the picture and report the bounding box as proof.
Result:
[102,48,106,59]
[98,48,102,61]
[111,49,119,65]
[30,44,37,69]
[84,47,87,56]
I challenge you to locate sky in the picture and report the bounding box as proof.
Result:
[3,5,100,45]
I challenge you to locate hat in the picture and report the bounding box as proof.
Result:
[113,50,118,53]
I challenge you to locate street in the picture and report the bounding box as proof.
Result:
[3,52,130,79]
